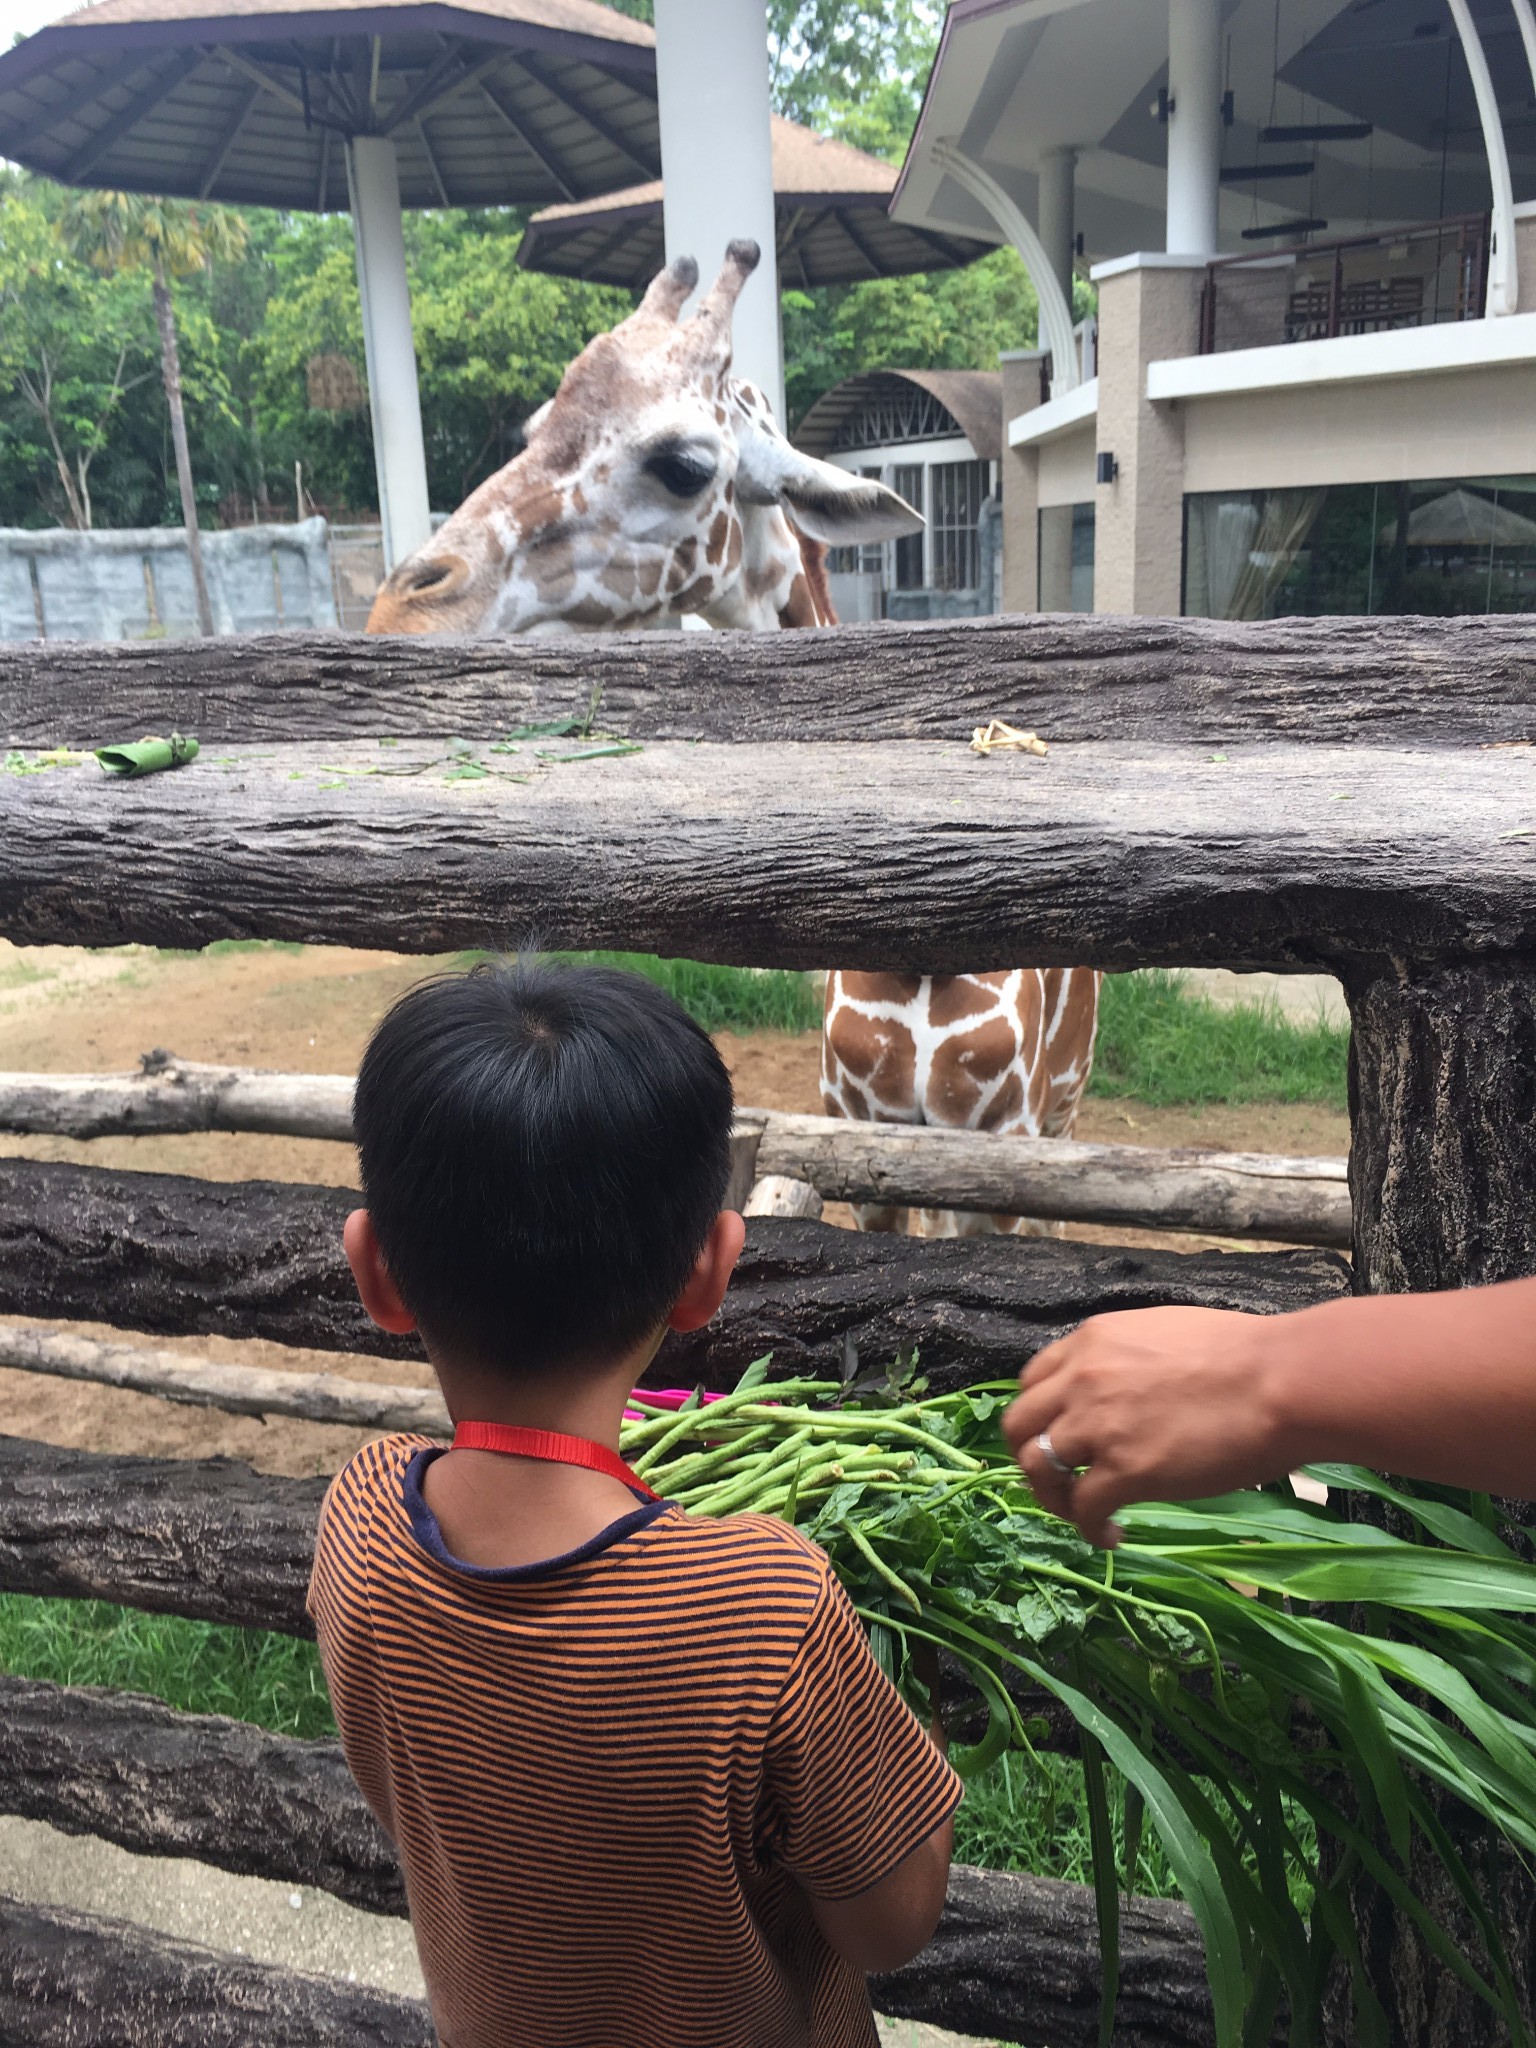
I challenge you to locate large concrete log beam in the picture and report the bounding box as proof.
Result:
[3,737,1532,971]
[0,1160,1350,1391]
[2,613,1531,750]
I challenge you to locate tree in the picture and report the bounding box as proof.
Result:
[247,208,630,516]
[62,192,248,634]
[0,174,156,529]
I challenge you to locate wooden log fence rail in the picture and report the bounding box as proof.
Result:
[0,1670,1231,2048]
[5,732,1533,971]
[0,1875,1230,2048]
[2,612,1532,750]
[0,1159,1351,1390]
[2,614,1534,2042]
[0,1061,1353,1244]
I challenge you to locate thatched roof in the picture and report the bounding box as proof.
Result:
[0,0,657,211]
[517,112,992,287]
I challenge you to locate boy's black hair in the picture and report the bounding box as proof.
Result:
[353,958,735,1375]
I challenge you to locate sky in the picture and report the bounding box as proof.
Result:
[3,0,83,41]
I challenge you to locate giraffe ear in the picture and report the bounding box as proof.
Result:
[734,407,924,544]
[522,399,553,442]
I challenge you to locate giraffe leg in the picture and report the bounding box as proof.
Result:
[851,1202,913,1234]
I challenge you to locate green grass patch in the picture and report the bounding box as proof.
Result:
[0,1594,334,1739]
[443,949,825,1035]
[556,952,822,1034]
[955,1750,1315,1910]
[155,939,309,962]
[955,1750,1180,1895]
[1091,970,1348,1110]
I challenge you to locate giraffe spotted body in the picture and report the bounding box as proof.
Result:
[820,970,1101,1236]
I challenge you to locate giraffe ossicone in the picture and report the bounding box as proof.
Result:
[367,242,1100,1237]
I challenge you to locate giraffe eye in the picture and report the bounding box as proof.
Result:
[645,446,716,499]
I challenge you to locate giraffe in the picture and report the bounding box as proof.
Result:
[367,239,1100,1236]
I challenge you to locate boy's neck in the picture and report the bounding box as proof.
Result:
[417,1338,665,1572]
[432,1337,659,1451]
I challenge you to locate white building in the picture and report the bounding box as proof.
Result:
[888,0,1536,620]
[794,369,1017,619]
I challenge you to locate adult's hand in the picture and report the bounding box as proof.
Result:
[1003,1280,1536,1546]
[1002,1305,1290,1548]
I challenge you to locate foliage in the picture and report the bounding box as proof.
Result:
[61,188,249,283]
[954,1748,1186,1897]
[784,250,1054,428]
[628,1369,1536,2046]
[0,1593,333,1739]
[249,209,632,514]
[1090,970,1349,1110]
[0,173,158,528]
[550,952,823,1034]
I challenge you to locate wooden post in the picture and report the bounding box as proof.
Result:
[1343,958,1536,2041]
[1348,960,1536,1295]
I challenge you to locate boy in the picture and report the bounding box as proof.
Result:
[309,958,960,2048]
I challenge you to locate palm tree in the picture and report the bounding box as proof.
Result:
[62,192,247,637]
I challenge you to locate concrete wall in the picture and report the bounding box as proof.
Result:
[0,519,338,642]
[1090,257,1205,616]
[1037,424,1097,508]
[1181,361,1536,494]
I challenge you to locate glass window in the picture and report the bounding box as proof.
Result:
[930,459,989,591]
[1071,503,1096,613]
[1183,477,1536,619]
[892,464,925,590]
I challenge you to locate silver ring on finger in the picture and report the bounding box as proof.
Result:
[1035,1430,1074,1478]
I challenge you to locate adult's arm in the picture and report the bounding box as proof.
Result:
[1002,1279,1536,1547]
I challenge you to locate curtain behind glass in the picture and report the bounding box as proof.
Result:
[1185,487,1327,618]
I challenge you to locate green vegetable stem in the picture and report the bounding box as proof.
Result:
[624,1364,1536,2048]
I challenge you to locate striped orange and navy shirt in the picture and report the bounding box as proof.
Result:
[308,1434,962,2048]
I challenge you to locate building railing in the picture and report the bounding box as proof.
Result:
[1198,214,1491,356]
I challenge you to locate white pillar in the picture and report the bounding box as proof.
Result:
[1166,0,1222,256]
[1445,0,1518,315]
[346,135,432,571]
[1038,148,1077,298]
[654,0,784,422]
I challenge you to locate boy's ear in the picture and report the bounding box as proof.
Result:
[343,1209,419,1336]
[667,1209,747,1334]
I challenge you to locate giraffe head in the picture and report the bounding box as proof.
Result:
[366,240,921,636]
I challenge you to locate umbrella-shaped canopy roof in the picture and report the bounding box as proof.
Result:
[1384,488,1536,551]
[0,0,658,211]
[516,111,993,287]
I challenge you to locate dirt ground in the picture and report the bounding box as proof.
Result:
[0,940,1351,1477]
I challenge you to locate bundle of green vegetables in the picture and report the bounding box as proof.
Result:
[623,1363,1536,2048]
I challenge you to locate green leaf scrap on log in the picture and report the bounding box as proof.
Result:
[0,1676,1226,2048]
[3,736,1532,970]
[1,612,1532,749]
[0,1160,1351,1390]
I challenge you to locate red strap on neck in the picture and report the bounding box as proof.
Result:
[452,1420,659,1500]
